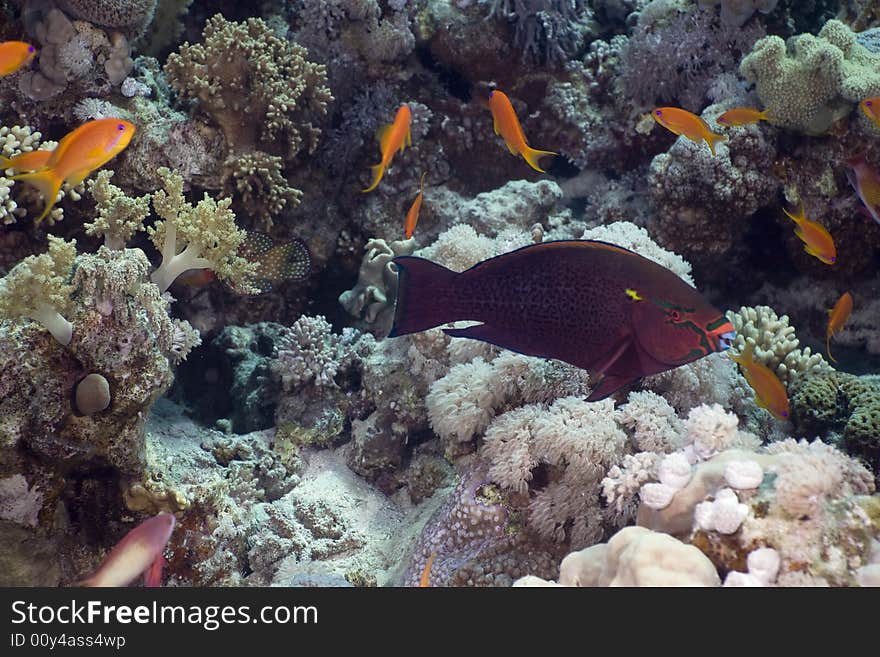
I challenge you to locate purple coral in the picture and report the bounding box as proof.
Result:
[619,7,763,112]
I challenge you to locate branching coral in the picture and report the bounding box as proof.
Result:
[727,305,831,385]
[164,14,332,226]
[486,0,595,64]
[0,236,76,345]
[84,170,150,249]
[147,167,255,293]
[740,19,880,135]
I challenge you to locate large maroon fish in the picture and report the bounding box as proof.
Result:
[389,240,736,401]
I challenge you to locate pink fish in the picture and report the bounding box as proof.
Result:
[846,155,880,226]
[78,513,176,587]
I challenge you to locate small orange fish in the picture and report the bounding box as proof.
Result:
[363,104,412,193]
[651,107,726,155]
[826,292,853,364]
[0,41,36,76]
[782,203,836,265]
[717,107,771,127]
[487,90,557,173]
[4,118,135,225]
[859,97,880,129]
[404,172,427,240]
[420,551,437,587]
[729,342,790,420]
[846,155,880,226]
[78,513,176,587]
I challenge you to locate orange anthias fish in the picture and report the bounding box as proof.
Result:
[177,232,311,294]
[729,342,790,420]
[390,240,736,401]
[782,203,837,265]
[0,41,36,76]
[419,551,437,587]
[404,172,427,240]
[651,107,726,155]
[2,117,136,225]
[846,155,880,226]
[78,513,176,587]
[826,291,853,364]
[362,104,412,193]
[487,90,557,173]
[717,107,772,127]
[859,97,880,129]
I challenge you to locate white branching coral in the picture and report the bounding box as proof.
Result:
[273,315,364,390]
[0,236,77,345]
[148,167,255,293]
[482,396,627,547]
[601,452,660,525]
[581,221,694,285]
[616,391,682,453]
[727,305,831,384]
[84,170,151,249]
[682,403,760,461]
[0,474,43,527]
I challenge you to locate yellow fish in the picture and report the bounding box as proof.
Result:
[2,118,135,225]
[826,292,853,364]
[488,90,557,173]
[729,342,790,420]
[0,41,36,76]
[651,107,726,155]
[782,203,836,265]
[717,107,771,127]
[362,104,412,193]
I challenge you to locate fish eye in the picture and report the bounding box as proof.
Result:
[719,117,728,123]
[117,123,125,131]
[28,46,35,53]
[867,100,874,106]
[655,110,662,115]
[670,310,681,321]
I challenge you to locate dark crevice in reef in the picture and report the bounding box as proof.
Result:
[416,46,472,103]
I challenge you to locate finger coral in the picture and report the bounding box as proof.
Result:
[84,169,150,249]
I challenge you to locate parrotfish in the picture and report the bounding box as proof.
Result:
[176,231,310,294]
[404,172,427,240]
[362,104,412,193]
[717,107,771,127]
[859,97,880,129]
[389,240,736,401]
[826,291,853,364]
[729,342,790,420]
[651,107,726,155]
[2,117,135,225]
[846,155,880,226]
[487,90,557,173]
[782,203,837,265]
[0,41,36,76]
[78,513,176,587]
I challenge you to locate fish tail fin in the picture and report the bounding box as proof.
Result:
[361,164,385,193]
[521,146,557,173]
[705,131,727,156]
[826,333,837,364]
[10,168,62,225]
[388,256,458,337]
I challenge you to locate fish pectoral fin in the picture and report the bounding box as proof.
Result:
[586,374,638,402]
[492,114,500,136]
[405,127,412,149]
[376,124,392,151]
[588,334,634,377]
[66,169,92,188]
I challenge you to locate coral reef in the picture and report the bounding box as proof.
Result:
[164,14,332,227]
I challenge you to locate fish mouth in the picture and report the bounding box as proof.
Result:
[707,319,736,352]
